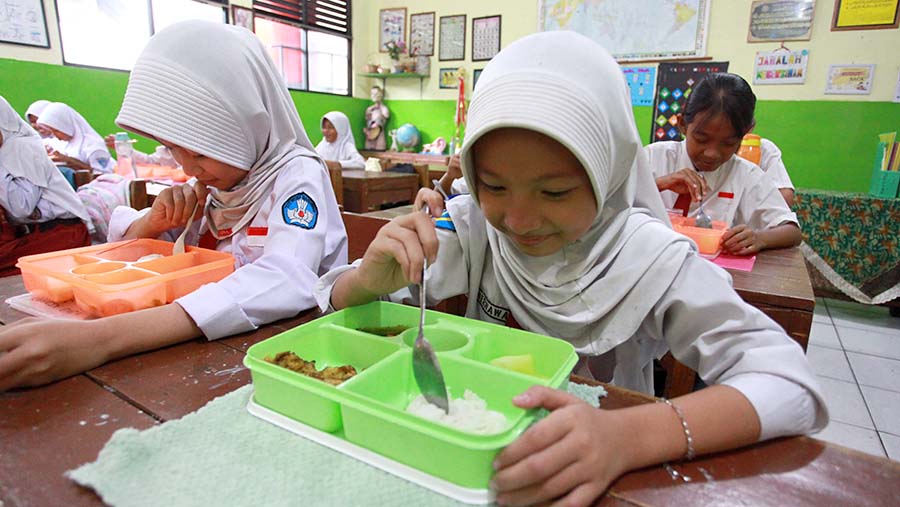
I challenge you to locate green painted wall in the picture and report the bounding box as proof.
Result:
[0,58,369,153]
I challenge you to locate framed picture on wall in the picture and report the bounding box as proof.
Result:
[473,68,483,90]
[0,0,50,48]
[379,8,407,52]
[825,64,876,94]
[409,12,435,56]
[439,68,460,89]
[472,15,501,61]
[231,5,254,32]
[831,0,900,30]
[747,0,815,42]
[439,14,466,61]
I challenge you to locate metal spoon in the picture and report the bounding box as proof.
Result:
[173,200,199,255]
[694,175,713,229]
[411,206,449,413]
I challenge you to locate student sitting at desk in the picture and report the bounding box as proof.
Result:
[0,96,92,276]
[647,73,801,256]
[318,32,826,507]
[315,111,365,171]
[0,21,347,391]
[37,102,115,176]
[759,137,795,207]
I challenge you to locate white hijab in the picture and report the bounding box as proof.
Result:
[315,111,359,161]
[24,100,50,121]
[453,31,693,355]
[0,96,92,226]
[116,20,325,239]
[37,102,111,162]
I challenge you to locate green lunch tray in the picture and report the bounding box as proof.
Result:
[244,301,578,495]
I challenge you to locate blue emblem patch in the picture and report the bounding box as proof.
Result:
[282,192,318,229]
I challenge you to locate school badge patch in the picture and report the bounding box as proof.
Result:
[282,192,318,229]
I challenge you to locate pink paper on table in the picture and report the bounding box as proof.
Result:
[712,253,756,272]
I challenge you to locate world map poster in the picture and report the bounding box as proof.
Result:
[538,0,711,61]
[650,61,729,144]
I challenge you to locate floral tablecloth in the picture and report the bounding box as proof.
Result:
[794,189,900,304]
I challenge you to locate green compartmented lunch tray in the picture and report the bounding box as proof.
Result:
[244,301,577,490]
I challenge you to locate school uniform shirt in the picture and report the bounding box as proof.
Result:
[316,196,824,441]
[109,159,347,340]
[646,140,797,230]
[0,96,93,229]
[760,138,795,190]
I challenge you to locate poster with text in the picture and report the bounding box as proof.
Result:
[650,61,729,144]
[825,64,875,94]
[621,66,657,106]
[753,49,809,84]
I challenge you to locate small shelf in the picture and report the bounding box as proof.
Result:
[357,73,428,98]
[358,72,428,79]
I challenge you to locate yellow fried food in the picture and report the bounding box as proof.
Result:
[265,351,358,386]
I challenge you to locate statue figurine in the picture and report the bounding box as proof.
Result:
[364,85,390,151]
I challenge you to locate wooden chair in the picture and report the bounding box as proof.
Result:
[328,166,344,209]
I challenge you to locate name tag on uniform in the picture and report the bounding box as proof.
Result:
[247,226,268,247]
[718,192,734,199]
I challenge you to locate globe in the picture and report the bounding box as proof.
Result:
[396,123,420,150]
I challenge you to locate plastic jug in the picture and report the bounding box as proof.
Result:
[737,134,761,166]
[114,132,137,178]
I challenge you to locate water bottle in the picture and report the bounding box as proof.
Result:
[737,134,762,166]
[114,132,137,177]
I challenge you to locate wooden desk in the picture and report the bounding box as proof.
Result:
[341,169,418,213]
[1,276,898,507]
[359,150,449,167]
[360,150,449,189]
[727,246,814,349]
[364,203,415,220]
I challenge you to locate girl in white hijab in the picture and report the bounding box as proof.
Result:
[37,102,115,174]
[24,100,50,136]
[0,21,347,391]
[318,32,826,505]
[315,111,365,170]
[0,96,93,276]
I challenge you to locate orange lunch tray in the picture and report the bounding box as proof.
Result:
[673,218,728,257]
[16,239,234,317]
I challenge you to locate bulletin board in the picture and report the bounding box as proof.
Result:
[649,61,729,144]
[0,0,50,48]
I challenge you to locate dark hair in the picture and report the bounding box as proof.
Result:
[682,73,756,136]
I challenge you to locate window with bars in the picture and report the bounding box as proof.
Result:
[57,0,227,71]
[252,0,351,95]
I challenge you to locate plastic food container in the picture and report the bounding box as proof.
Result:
[16,239,234,317]
[673,218,728,256]
[244,301,578,492]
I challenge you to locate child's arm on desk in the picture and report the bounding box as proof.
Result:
[721,222,801,255]
[0,303,201,391]
[492,384,760,507]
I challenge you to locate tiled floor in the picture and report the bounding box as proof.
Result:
[808,298,900,461]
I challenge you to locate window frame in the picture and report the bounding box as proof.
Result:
[53,0,228,73]
[252,10,352,97]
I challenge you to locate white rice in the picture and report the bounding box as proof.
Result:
[406,389,507,434]
[136,254,165,262]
